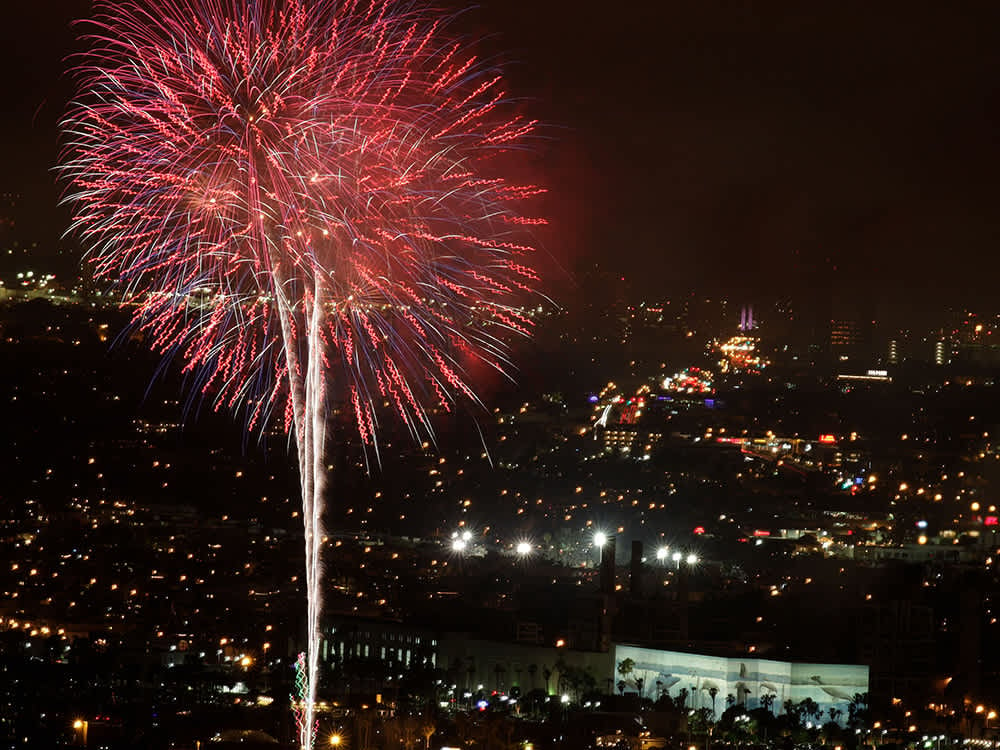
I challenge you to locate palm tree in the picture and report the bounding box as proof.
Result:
[528,663,537,691]
[542,666,552,695]
[420,717,436,750]
[635,677,645,699]
[784,699,800,726]
[848,693,868,728]
[760,692,775,714]
[677,687,689,709]
[709,686,719,719]
[798,698,821,725]
[617,658,635,686]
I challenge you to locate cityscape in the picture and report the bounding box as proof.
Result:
[6,1,1000,750]
[6,273,1000,748]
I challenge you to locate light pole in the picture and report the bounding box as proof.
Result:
[73,719,88,747]
[594,531,608,568]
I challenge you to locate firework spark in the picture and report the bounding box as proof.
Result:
[61,1,542,747]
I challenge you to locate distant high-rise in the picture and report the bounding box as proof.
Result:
[934,339,949,366]
[830,319,861,359]
[738,304,755,332]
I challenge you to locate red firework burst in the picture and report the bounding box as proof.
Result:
[61,0,543,444]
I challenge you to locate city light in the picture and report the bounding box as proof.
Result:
[594,532,608,548]
[656,546,669,561]
[516,541,533,555]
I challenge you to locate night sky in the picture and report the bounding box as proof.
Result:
[4,1,1000,312]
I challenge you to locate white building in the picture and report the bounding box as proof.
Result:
[613,644,868,723]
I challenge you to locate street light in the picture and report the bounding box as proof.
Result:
[73,719,88,747]
[656,547,669,562]
[594,532,608,548]
[516,541,532,556]
[330,733,342,746]
[686,553,698,566]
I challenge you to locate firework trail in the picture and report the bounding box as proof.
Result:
[61,1,542,747]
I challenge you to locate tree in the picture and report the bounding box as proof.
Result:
[635,677,645,699]
[797,698,821,726]
[709,686,719,718]
[420,717,436,750]
[760,692,775,714]
[783,698,802,728]
[617,658,635,686]
[689,707,715,736]
[676,687,689,710]
[848,692,870,729]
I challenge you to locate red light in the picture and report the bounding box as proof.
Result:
[986,516,999,527]
[693,526,705,535]
[753,530,770,537]
[818,434,836,444]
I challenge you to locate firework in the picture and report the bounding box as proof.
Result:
[61,1,542,747]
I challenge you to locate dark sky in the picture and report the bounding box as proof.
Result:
[4,1,1000,313]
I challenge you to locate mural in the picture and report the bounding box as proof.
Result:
[612,645,868,725]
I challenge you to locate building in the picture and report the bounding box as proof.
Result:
[612,645,869,723]
[934,339,949,366]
